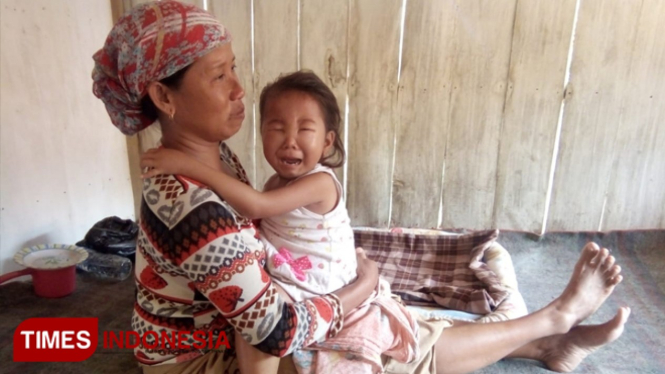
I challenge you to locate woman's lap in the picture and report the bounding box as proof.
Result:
[278,313,452,374]
[383,314,452,374]
[141,314,452,374]
[141,351,234,374]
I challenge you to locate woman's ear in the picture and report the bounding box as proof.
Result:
[146,82,175,118]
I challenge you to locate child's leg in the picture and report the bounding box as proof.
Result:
[235,329,281,374]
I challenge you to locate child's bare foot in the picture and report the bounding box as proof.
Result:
[540,306,630,372]
[548,243,623,332]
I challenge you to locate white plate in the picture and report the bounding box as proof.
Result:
[14,244,89,270]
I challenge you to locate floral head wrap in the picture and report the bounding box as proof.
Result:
[92,1,231,135]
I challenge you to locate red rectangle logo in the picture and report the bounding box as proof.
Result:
[14,318,98,362]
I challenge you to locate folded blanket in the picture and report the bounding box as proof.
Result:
[353,228,511,315]
[476,241,528,322]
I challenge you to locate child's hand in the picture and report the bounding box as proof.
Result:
[140,148,195,178]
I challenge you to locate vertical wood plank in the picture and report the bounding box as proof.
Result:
[253,0,299,189]
[438,0,516,230]
[548,1,645,231]
[391,0,454,228]
[492,0,576,232]
[110,0,131,19]
[601,0,665,230]
[346,0,402,227]
[209,0,256,182]
[299,0,349,188]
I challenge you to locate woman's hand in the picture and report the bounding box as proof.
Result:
[331,247,379,316]
[355,247,379,288]
[140,148,195,178]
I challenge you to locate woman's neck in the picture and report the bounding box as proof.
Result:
[161,128,225,173]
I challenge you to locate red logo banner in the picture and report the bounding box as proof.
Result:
[13,318,98,362]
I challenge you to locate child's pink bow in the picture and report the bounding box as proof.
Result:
[272,247,312,282]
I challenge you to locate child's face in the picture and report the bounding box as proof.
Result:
[261,91,334,180]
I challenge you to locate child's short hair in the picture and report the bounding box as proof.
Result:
[259,70,345,169]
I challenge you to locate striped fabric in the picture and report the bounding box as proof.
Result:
[353,228,510,315]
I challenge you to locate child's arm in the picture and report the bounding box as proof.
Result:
[140,148,336,219]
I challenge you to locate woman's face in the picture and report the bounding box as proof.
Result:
[169,43,245,142]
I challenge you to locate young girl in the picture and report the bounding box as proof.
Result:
[141,70,357,303]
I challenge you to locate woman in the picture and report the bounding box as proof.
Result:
[93,2,629,373]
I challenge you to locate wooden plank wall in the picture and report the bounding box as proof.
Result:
[493,0,577,232]
[346,0,402,227]
[548,0,665,231]
[123,0,664,232]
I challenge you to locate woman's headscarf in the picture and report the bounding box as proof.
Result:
[92,1,231,135]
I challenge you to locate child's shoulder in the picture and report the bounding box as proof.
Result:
[292,169,338,190]
[301,165,342,191]
[295,164,338,182]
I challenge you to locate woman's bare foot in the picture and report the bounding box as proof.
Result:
[540,306,631,372]
[547,243,623,332]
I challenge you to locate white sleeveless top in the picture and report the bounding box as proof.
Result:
[260,164,357,301]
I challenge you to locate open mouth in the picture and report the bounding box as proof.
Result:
[281,158,302,166]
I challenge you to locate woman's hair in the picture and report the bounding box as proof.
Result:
[139,65,192,121]
[259,70,345,169]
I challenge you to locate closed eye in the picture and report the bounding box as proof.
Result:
[266,123,284,131]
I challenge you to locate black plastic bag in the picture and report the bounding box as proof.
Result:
[80,216,138,258]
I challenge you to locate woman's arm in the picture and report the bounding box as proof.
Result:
[141,148,336,219]
[332,247,379,314]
